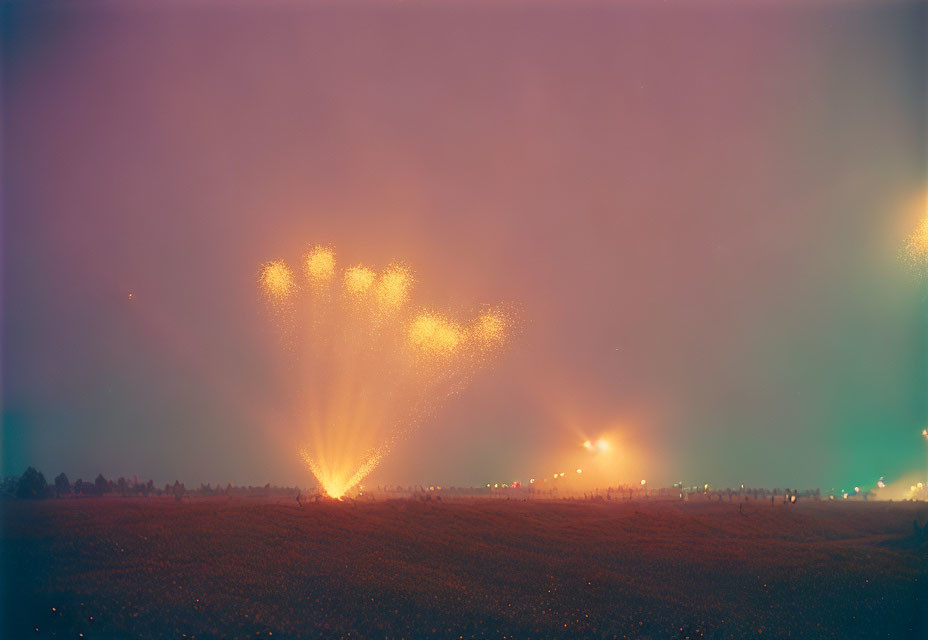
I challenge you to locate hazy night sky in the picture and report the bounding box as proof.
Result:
[2,0,926,491]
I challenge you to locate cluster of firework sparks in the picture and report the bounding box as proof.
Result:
[259,245,511,498]
[253,197,924,500]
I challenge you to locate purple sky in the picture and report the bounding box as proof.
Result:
[3,0,926,490]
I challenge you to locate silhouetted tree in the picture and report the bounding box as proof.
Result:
[94,473,109,496]
[17,467,48,499]
[54,473,71,497]
[117,477,128,497]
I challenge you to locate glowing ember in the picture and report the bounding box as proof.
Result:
[260,245,511,498]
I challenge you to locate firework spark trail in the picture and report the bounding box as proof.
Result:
[260,245,513,498]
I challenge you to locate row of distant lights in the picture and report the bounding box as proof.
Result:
[483,437,647,489]
[833,428,928,498]
[439,419,926,493]
[423,431,924,494]
[484,474,647,489]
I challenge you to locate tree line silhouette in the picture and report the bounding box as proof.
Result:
[1,467,302,501]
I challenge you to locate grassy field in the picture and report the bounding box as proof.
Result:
[2,497,926,638]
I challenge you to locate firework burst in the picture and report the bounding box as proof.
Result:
[260,245,513,498]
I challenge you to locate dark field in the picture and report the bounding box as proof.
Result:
[2,498,927,639]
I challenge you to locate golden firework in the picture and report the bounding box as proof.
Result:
[303,245,336,287]
[408,312,464,357]
[259,244,512,499]
[344,265,376,297]
[301,448,383,500]
[376,264,413,310]
[259,260,295,300]
[471,310,506,349]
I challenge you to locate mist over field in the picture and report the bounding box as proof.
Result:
[3,0,927,494]
[3,2,928,639]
